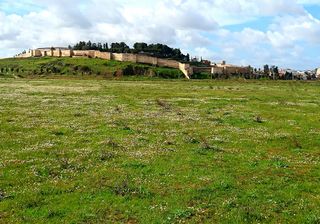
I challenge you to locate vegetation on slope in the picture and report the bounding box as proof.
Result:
[0,79,319,223]
[0,57,184,79]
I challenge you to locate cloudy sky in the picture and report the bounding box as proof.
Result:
[1,0,320,69]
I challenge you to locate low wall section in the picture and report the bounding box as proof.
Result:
[158,59,179,69]
[95,51,111,60]
[122,54,137,63]
[193,67,212,74]
[211,67,224,75]
[32,50,42,57]
[136,55,157,65]
[225,66,250,75]
[53,50,61,57]
[61,50,72,57]
[17,51,32,58]
[73,50,95,58]
[111,53,123,61]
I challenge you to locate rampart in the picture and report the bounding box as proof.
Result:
[193,67,212,74]
[16,49,254,79]
[16,49,192,79]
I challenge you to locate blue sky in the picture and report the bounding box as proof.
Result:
[1,0,320,70]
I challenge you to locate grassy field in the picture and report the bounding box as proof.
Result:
[0,78,319,223]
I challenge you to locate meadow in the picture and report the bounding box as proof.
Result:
[0,78,319,223]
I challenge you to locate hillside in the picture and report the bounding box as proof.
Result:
[0,57,184,79]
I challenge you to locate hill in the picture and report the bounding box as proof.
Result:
[0,57,184,79]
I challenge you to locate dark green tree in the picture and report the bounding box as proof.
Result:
[264,64,269,77]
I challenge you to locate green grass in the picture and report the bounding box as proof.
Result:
[0,78,319,223]
[0,57,183,79]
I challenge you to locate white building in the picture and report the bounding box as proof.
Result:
[316,68,320,79]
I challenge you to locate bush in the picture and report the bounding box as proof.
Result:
[193,72,211,79]
[154,67,182,79]
[80,65,91,73]
[123,65,134,76]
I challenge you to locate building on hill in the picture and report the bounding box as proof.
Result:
[201,59,211,66]
[212,61,252,76]
[189,60,252,77]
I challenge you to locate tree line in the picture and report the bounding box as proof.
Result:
[69,41,190,61]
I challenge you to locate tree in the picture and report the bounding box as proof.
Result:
[70,41,188,61]
[263,64,269,77]
[97,43,102,51]
[92,43,97,50]
[86,41,92,50]
[120,42,130,53]
[110,42,130,53]
[273,66,279,79]
[133,42,148,53]
[186,53,190,62]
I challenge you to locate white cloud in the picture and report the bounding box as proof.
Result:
[297,0,320,5]
[0,0,319,69]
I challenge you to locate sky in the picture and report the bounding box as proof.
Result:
[0,0,320,69]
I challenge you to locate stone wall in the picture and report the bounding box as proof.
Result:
[15,47,255,79]
[53,50,61,57]
[61,50,72,57]
[95,51,111,60]
[136,55,157,65]
[73,50,88,57]
[158,58,180,69]
[38,49,53,57]
[192,67,212,74]
[32,50,42,57]
[15,48,192,79]
[17,51,32,58]
[225,66,250,75]
[211,67,224,75]
[111,53,123,61]
[73,50,95,57]
[122,54,138,63]
[87,50,96,58]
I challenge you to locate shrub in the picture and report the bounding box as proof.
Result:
[193,72,211,79]
[154,67,182,79]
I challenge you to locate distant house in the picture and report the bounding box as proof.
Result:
[191,57,199,62]
[317,68,320,79]
[201,60,211,66]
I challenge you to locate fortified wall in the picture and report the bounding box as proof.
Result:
[17,49,192,79]
[192,64,251,76]
[16,48,252,79]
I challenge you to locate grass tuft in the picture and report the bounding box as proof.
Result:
[156,98,171,110]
